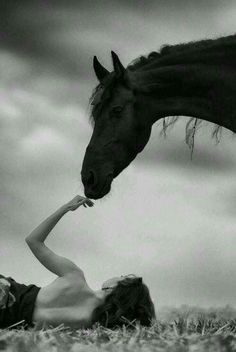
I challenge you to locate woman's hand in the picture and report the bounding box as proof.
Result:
[64,195,94,212]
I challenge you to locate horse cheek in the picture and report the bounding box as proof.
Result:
[135,124,152,153]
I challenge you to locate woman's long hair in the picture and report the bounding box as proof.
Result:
[91,276,156,328]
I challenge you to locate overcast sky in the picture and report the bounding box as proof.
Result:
[0,0,236,311]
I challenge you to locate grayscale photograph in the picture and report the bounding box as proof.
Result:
[0,0,235,350]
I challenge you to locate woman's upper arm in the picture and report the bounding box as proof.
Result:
[26,240,84,277]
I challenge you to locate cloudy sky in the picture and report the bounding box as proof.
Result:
[0,0,236,311]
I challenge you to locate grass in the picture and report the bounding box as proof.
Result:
[0,306,236,351]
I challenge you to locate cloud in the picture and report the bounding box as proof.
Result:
[135,118,236,173]
[21,126,70,159]
[1,0,235,80]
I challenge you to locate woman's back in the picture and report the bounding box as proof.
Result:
[33,272,99,329]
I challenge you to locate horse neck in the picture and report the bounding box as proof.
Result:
[128,58,236,133]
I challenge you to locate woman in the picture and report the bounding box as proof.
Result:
[0,195,156,330]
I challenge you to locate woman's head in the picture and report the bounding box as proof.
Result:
[91,274,156,328]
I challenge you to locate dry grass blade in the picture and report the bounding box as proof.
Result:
[0,307,235,351]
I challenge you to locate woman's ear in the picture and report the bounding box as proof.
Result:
[102,287,113,296]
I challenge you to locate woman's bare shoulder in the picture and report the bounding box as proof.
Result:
[38,271,91,302]
[63,270,91,290]
[64,269,85,280]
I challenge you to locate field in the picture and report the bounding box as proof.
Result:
[0,306,236,351]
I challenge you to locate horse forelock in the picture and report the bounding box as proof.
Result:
[90,85,104,106]
[88,72,118,125]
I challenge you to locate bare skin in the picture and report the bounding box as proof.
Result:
[25,195,124,329]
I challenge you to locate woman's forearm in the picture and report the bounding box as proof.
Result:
[25,205,68,244]
[25,195,93,245]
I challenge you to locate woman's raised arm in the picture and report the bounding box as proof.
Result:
[25,195,94,277]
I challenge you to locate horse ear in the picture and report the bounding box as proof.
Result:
[93,56,110,82]
[111,51,125,78]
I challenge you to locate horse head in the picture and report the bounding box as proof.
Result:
[81,52,152,199]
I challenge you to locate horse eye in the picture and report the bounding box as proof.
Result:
[112,106,123,115]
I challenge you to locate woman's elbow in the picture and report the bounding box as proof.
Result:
[25,236,36,245]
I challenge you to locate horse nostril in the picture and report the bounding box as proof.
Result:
[87,170,96,187]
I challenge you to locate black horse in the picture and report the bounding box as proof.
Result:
[82,34,236,199]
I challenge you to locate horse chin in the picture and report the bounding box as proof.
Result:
[96,178,113,199]
[84,174,114,200]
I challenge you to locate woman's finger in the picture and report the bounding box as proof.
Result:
[85,199,94,206]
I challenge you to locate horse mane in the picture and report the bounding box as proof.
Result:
[127,34,236,155]
[88,84,101,126]
[158,116,224,160]
[127,34,236,71]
